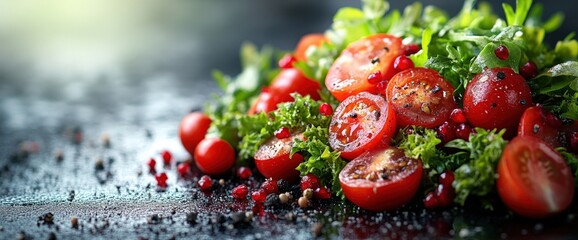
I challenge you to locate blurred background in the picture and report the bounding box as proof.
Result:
[0,0,574,131]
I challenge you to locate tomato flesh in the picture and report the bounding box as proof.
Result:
[254,133,305,182]
[339,147,423,211]
[497,136,574,218]
[463,67,533,138]
[326,34,403,101]
[386,67,456,128]
[179,112,212,155]
[329,92,396,160]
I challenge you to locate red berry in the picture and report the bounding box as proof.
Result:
[155,172,168,187]
[147,158,156,172]
[198,175,212,191]
[403,44,420,56]
[274,127,291,139]
[434,184,455,207]
[236,166,253,180]
[393,55,414,72]
[261,178,278,194]
[376,80,390,95]
[423,192,439,209]
[251,189,267,203]
[450,108,467,124]
[300,174,320,191]
[494,45,509,60]
[436,121,456,144]
[319,103,334,116]
[314,186,331,199]
[568,132,578,153]
[278,54,297,69]
[438,170,455,187]
[367,71,383,84]
[232,184,249,199]
[177,162,190,176]
[520,61,538,79]
[544,111,562,128]
[455,123,473,141]
[161,150,172,165]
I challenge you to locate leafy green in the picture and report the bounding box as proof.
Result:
[446,129,507,208]
[502,0,533,26]
[557,147,578,186]
[529,62,578,119]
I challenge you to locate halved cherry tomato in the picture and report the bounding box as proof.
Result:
[518,106,562,148]
[497,136,574,218]
[339,147,423,211]
[328,92,396,160]
[248,69,321,115]
[463,67,532,138]
[254,132,305,182]
[386,68,456,128]
[179,112,212,155]
[325,34,403,101]
[294,33,328,62]
[194,138,236,175]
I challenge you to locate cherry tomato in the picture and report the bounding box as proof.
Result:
[386,68,456,128]
[248,69,321,115]
[339,147,423,211]
[518,106,562,148]
[194,138,235,175]
[497,136,574,218]
[325,34,403,101]
[329,92,396,160]
[179,112,212,155]
[463,67,533,138]
[294,33,328,62]
[254,132,305,182]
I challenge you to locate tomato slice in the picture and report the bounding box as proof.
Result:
[325,34,403,101]
[294,33,328,62]
[339,147,423,211]
[497,136,574,218]
[328,92,396,160]
[463,67,533,138]
[254,133,305,182]
[386,67,456,128]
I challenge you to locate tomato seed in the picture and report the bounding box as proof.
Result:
[232,184,249,199]
[278,54,297,69]
[520,61,538,79]
[494,45,509,60]
[161,150,172,165]
[367,71,383,84]
[403,44,420,56]
[274,127,291,139]
[236,166,253,180]
[198,175,212,191]
[450,108,467,124]
[319,103,334,116]
[394,55,415,72]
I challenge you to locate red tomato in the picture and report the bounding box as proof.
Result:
[518,106,562,148]
[248,69,321,115]
[325,34,403,101]
[339,147,423,211]
[386,68,456,128]
[294,33,328,62]
[194,138,235,175]
[328,92,396,160]
[497,136,574,218]
[179,112,211,155]
[254,133,305,182]
[463,67,533,138]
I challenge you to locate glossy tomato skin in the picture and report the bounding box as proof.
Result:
[329,92,396,160]
[179,112,212,155]
[339,147,423,211]
[386,68,456,128]
[254,133,305,182]
[248,69,321,115]
[294,33,327,62]
[518,106,561,148]
[497,136,574,218]
[463,67,533,138]
[194,138,236,175]
[326,34,403,101]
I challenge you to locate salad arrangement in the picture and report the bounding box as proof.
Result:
[179,0,578,219]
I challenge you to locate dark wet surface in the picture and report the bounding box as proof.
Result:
[1,0,578,239]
